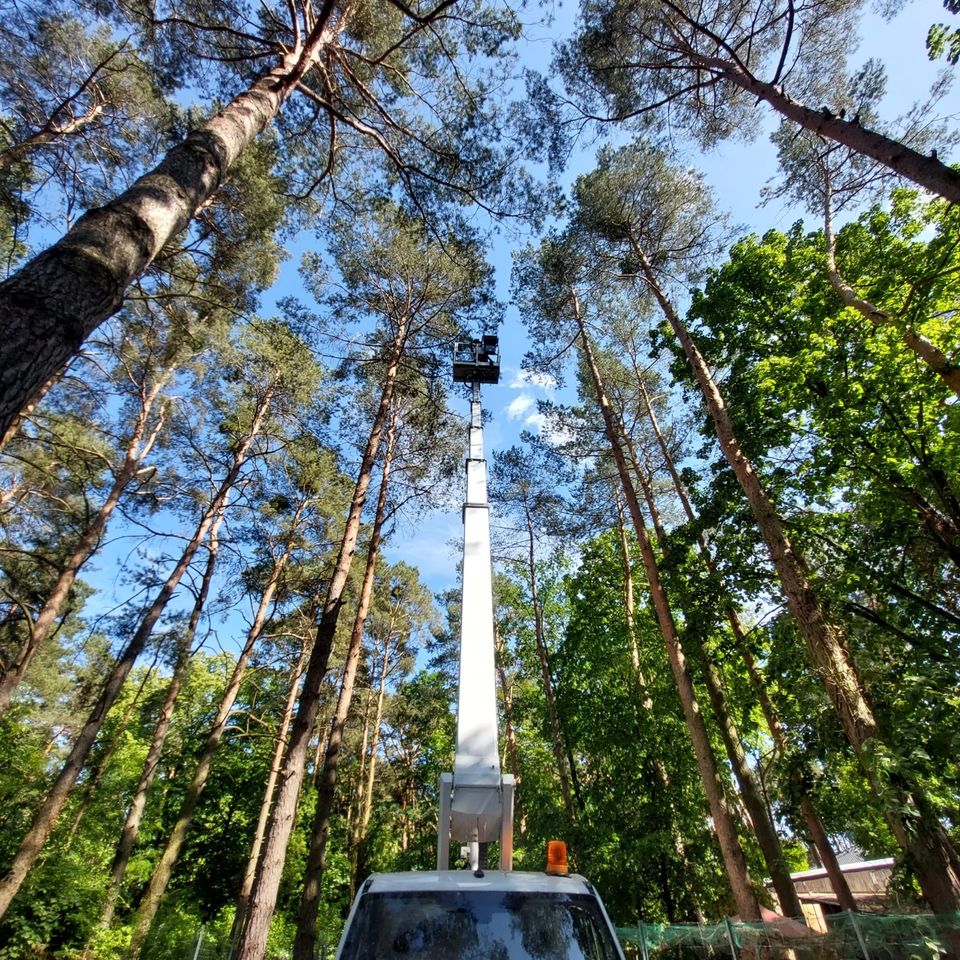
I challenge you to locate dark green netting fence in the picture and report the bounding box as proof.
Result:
[617,912,960,960]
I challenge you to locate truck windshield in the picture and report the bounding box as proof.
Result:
[337,890,621,960]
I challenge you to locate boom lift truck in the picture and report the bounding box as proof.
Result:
[334,339,625,960]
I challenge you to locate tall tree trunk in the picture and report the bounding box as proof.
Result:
[636,376,856,912]
[0,385,273,922]
[695,52,960,204]
[360,632,392,841]
[229,643,310,956]
[613,488,702,922]
[494,623,524,833]
[293,409,397,960]
[613,415,667,544]
[99,508,225,932]
[233,318,407,960]
[347,686,374,895]
[523,502,575,821]
[574,299,761,921]
[0,372,170,713]
[618,389,803,918]
[699,659,805,919]
[0,2,343,439]
[631,238,960,913]
[127,501,302,958]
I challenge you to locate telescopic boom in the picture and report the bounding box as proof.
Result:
[437,337,515,873]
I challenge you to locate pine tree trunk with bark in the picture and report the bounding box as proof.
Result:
[631,238,960,913]
[699,659,804,918]
[127,499,301,958]
[613,493,703,920]
[292,407,397,960]
[232,319,408,960]
[618,384,803,917]
[0,386,272,921]
[691,52,960,204]
[0,371,61,451]
[574,299,761,921]
[0,3,343,439]
[229,642,309,955]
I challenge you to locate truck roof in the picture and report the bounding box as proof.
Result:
[360,869,598,896]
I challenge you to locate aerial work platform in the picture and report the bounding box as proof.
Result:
[438,337,514,873]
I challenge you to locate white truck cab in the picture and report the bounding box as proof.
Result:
[335,343,624,960]
[334,868,625,960]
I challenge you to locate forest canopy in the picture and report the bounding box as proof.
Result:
[0,0,958,957]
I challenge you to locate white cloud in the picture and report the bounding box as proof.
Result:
[508,369,556,391]
[525,411,574,447]
[506,394,534,420]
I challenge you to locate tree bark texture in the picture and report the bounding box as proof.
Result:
[691,52,960,204]
[0,386,272,922]
[98,508,225,932]
[0,4,341,440]
[0,370,170,714]
[127,499,300,958]
[292,406,396,960]
[574,300,761,922]
[0,370,61,452]
[233,320,406,960]
[632,240,960,913]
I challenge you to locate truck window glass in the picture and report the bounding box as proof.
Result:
[338,890,620,960]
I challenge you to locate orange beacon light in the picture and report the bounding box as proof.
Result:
[546,840,568,875]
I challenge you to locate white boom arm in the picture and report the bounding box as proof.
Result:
[438,365,514,873]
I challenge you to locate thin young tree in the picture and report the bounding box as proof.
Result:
[492,444,577,821]
[96,506,226,933]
